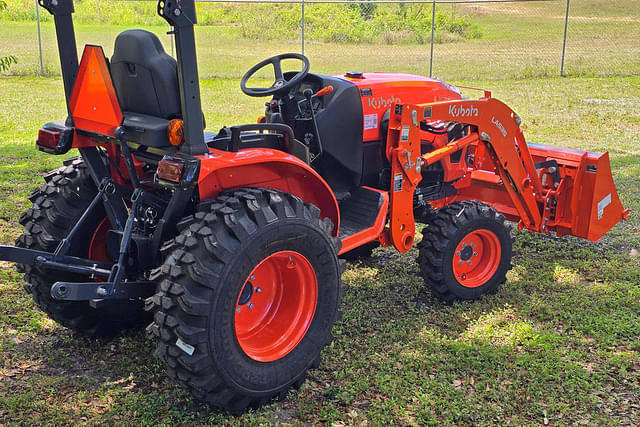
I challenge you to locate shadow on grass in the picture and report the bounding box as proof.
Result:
[332,236,638,423]
[0,165,638,425]
[1,232,637,424]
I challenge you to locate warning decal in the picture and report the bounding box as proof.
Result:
[393,173,403,192]
[597,193,611,220]
[400,125,410,142]
[364,113,378,130]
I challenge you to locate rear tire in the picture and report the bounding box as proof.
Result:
[16,157,150,336]
[417,201,512,302]
[146,188,344,412]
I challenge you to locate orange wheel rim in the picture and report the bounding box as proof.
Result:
[234,250,318,362]
[88,217,111,263]
[88,217,111,282]
[452,229,501,288]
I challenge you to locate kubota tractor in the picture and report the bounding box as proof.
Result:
[1,0,628,412]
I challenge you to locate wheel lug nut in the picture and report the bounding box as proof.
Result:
[250,275,255,280]
[248,303,254,309]
[456,251,461,256]
[470,243,475,247]
[467,260,472,265]
[473,252,478,256]
[255,287,262,293]
[458,260,463,264]
[236,307,241,313]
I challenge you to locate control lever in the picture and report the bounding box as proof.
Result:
[303,87,332,163]
[316,85,334,97]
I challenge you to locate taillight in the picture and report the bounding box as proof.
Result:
[37,128,61,149]
[36,123,73,155]
[157,159,185,183]
[156,154,201,187]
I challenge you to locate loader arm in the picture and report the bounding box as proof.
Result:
[385,96,628,251]
[420,97,544,231]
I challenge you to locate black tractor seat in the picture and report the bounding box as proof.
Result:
[111,29,305,161]
[112,30,213,151]
[111,30,181,120]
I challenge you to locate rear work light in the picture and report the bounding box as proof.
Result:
[156,153,201,187]
[36,123,73,155]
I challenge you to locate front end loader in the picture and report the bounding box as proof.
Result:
[0,0,628,412]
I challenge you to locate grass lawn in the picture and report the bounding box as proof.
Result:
[0,70,638,424]
[0,1,639,422]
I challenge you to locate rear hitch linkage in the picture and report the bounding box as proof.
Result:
[51,127,154,304]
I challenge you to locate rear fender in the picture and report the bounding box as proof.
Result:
[197,149,340,236]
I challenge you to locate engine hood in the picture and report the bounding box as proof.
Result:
[335,72,462,142]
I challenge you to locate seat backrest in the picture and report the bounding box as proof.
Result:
[111,30,181,119]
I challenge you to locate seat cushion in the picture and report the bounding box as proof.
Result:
[111,30,181,119]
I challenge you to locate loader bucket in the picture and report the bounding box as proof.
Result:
[527,144,629,242]
[569,151,628,241]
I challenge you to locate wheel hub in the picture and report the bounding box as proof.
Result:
[452,229,501,288]
[459,245,474,261]
[237,281,253,306]
[234,250,318,362]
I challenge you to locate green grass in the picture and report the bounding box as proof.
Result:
[1,1,639,79]
[0,71,638,424]
[0,2,639,422]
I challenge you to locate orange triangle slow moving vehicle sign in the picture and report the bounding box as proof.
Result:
[69,45,123,137]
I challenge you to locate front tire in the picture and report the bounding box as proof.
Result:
[417,201,512,302]
[146,188,344,412]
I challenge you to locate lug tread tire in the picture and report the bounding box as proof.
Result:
[16,157,149,336]
[146,188,345,413]
[417,201,513,302]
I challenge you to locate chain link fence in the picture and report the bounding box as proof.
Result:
[1,0,638,81]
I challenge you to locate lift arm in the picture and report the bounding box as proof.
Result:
[384,96,628,251]
[422,97,544,230]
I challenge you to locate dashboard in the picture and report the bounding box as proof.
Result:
[286,74,324,117]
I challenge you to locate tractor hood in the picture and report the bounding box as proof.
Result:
[335,72,463,142]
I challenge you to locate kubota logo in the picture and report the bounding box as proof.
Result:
[368,95,401,109]
[448,104,479,118]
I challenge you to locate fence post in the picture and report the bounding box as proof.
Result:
[560,0,570,76]
[301,0,305,55]
[35,0,44,76]
[429,0,436,77]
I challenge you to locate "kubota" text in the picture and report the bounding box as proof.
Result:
[448,104,479,118]
[368,96,401,109]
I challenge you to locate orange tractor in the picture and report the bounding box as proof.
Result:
[2,0,628,412]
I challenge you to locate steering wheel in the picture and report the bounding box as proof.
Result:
[241,53,310,98]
